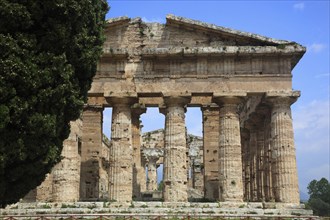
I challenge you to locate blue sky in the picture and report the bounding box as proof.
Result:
[103,1,330,196]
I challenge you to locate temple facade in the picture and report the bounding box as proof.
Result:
[25,15,305,205]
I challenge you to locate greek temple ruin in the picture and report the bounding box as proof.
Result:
[23,14,306,205]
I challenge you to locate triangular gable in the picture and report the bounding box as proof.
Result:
[166,14,294,46]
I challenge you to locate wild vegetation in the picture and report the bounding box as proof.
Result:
[0,0,108,207]
[306,177,330,216]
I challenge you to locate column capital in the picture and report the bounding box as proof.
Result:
[159,96,191,115]
[265,91,300,107]
[266,96,299,107]
[131,103,147,116]
[106,96,138,106]
[213,96,245,106]
[142,148,164,162]
[163,96,191,107]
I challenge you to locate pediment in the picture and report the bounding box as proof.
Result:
[105,14,300,48]
[103,15,305,68]
[164,14,291,47]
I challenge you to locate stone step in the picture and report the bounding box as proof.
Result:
[0,202,315,219]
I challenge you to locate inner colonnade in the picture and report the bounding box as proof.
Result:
[81,92,300,204]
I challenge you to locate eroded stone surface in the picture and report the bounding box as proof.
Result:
[22,15,305,211]
[162,97,190,202]
[109,101,134,202]
[202,106,220,201]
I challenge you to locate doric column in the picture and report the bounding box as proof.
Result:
[256,128,265,201]
[214,96,244,202]
[263,115,273,201]
[80,105,103,200]
[240,128,250,202]
[268,96,299,204]
[248,127,258,201]
[248,113,266,202]
[53,121,82,202]
[131,107,146,199]
[201,105,220,201]
[108,97,135,202]
[161,96,190,202]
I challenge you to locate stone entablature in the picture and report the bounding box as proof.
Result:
[92,15,304,100]
[23,15,305,206]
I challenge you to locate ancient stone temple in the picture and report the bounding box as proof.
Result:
[25,14,305,205]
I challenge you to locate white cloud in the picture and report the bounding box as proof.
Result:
[142,17,165,23]
[293,99,329,151]
[308,43,327,53]
[294,100,330,193]
[293,2,305,11]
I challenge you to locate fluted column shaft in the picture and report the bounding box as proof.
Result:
[269,97,299,203]
[131,108,146,198]
[263,117,273,201]
[202,106,220,201]
[256,129,265,201]
[109,102,133,202]
[162,97,190,202]
[80,106,103,200]
[215,97,244,202]
[241,129,250,201]
[53,124,81,202]
[249,128,258,201]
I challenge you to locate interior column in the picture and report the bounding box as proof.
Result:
[241,128,250,201]
[131,107,146,199]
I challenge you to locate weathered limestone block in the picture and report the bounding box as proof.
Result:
[202,106,220,201]
[161,96,190,202]
[268,96,300,204]
[214,96,244,202]
[108,98,135,202]
[80,106,103,200]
